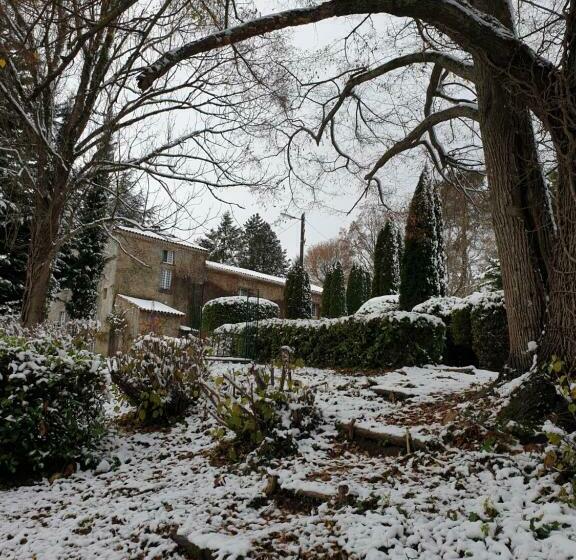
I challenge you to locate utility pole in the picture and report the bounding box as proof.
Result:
[299,212,305,266]
[281,211,306,266]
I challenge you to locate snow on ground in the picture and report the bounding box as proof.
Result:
[1,364,575,559]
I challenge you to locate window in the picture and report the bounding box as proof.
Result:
[160,268,173,291]
[59,310,66,325]
[312,303,320,318]
[238,288,254,297]
[162,249,175,265]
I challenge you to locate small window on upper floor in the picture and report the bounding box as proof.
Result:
[160,268,173,291]
[162,249,175,265]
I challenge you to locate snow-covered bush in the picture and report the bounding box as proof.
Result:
[468,291,508,370]
[413,296,475,366]
[204,365,320,462]
[0,330,107,477]
[202,296,279,332]
[109,334,207,425]
[414,292,508,370]
[217,311,445,369]
[355,295,399,315]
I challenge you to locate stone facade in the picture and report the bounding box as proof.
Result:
[83,226,322,354]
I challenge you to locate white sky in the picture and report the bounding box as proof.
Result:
[165,2,425,258]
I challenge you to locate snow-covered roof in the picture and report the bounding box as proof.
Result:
[117,294,185,316]
[206,261,323,294]
[116,226,208,253]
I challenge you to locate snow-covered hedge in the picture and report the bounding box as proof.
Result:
[216,311,445,369]
[0,330,107,478]
[202,296,279,332]
[354,294,399,315]
[109,334,207,425]
[413,291,508,370]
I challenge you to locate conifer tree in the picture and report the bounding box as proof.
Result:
[239,214,288,276]
[400,169,446,310]
[59,141,112,319]
[284,261,312,319]
[199,211,243,265]
[346,263,370,314]
[372,220,402,297]
[329,261,347,317]
[321,267,333,318]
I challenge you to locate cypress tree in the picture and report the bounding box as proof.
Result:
[329,261,347,317]
[346,263,369,314]
[199,211,243,265]
[372,220,401,296]
[284,261,312,319]
[399,168,446,310]
[321,266,333,318]
[239,214,288,276]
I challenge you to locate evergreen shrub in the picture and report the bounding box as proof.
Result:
[217,311,445,370]
[284,262,312,319]
[110,334,207,425]
[469,291,509,370]
[413,292,509,370]
[0,331,107,477]
[202,296,279,332]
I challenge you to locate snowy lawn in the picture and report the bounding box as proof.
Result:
[1,364,575,559]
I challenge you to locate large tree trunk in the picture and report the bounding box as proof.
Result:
[21,188,65,326]
[475,63,552,373]
[471,0,554,373]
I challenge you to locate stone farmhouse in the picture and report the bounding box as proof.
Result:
[50,226,322,354]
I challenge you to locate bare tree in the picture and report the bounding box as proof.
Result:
[305,237,353,285]
[0,0,281,325]
[137,0,576,377]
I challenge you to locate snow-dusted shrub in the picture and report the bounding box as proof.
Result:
[414,296,475,366]
[0,331,107,477]
[413,292,508,369]
[109,334,207,425]
[204,365,320,462]
[355,295,399,316]
[202,296,279,332]
[217,311,445,369]
[468,291,508,370]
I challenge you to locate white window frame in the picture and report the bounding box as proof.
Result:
[162,249,175,265]
[160,268,173,290]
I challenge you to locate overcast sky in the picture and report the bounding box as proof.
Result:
[166,2,425,258]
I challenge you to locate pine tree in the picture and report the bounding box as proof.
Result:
[239,214,288,276]
[284,261,312,319]
[0,90,31,308]
[346,263,370,314]
[372,220,402,296]
[399,168,446,310]
[59,141,112,319]
[321,267,333,318]
[199,211,243,265]
[329,261,347,317]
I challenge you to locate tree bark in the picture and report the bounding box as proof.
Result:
[21,167,68,327]
[472,0,554,373]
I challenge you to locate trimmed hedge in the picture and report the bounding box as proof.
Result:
[413,291,509,370]
[469,291,509,370]
[216,311,445,369]
[0,332,107,478]
[202,296,279,332]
